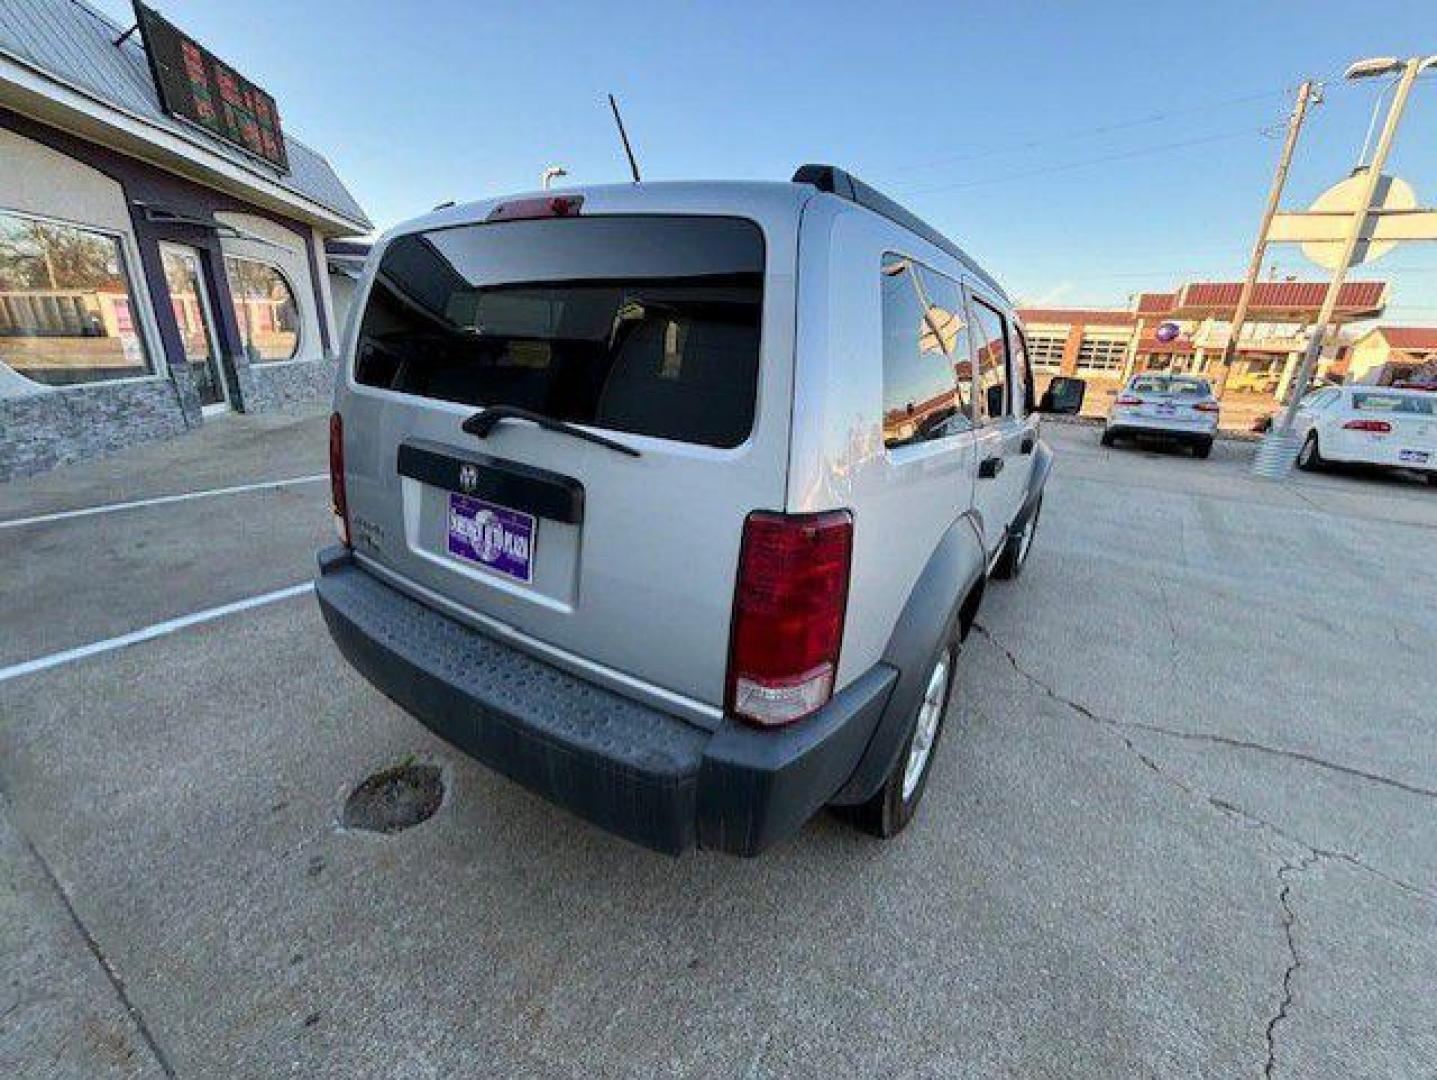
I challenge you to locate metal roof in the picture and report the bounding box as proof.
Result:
[0,0,370,231]
[1178,280,1386,316]
[1370,326,1437,351]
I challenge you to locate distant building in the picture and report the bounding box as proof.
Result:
[1018,279,1389,399]
[1345,326,1437,385]
[0,0,371,479]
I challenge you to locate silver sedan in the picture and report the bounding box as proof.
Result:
[1101,374,1221,458]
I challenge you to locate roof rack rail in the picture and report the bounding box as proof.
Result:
[791,164,1006,300]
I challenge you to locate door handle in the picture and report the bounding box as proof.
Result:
[979,455,1004,479]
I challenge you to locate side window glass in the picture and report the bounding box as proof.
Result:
[880,255,973,450]
[1011,326,1032,416]
[970,297,1011,422]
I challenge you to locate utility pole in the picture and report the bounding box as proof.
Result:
[1274,57,1426,436]
[1214,80,1318,399]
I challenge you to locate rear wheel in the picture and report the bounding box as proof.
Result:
[1100,429,1116,447]
[1193,438,1213,460]
[1297,432,1324,472]
[992,495,1042,580]
[839,643,957,839]
[1426,473,1437,487]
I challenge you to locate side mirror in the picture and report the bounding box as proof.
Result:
[986,383,1005,420]
[1038,376,1087,415]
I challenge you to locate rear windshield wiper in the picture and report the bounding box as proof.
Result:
[462,405,641,458]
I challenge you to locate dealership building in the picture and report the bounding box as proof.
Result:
[1019,278,1389,399]
[0,0,370,480]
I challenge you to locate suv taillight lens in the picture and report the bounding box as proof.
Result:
[1344,418,1392,433]
[329,411,350,546]
[727,510,853,726]
[1116,395,1143,406]
[1193,401,1220,413]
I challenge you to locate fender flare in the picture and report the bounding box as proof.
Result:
[829,513,988,805]
[1010,437,1054,535]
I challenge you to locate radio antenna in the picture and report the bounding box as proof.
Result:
[607,93,642,183]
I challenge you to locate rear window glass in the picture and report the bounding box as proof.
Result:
[1130,376,1208,396]
[354,216,764,449]
[1352,392,1434,415]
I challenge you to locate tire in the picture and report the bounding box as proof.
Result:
[992,494,1042,581]
[839,643,958,840]
[1193,438,1213,460]
[1426,473,1437,487]
[1100,429,1116,447]
[1297,432,1324,472]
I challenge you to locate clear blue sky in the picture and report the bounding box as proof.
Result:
[96,0,1437,321]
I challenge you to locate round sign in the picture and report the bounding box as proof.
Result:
[1301,171,1416,270]
[1155,321,1180,343]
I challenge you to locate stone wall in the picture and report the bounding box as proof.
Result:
[237,357,338,413]
[0,379,189,482]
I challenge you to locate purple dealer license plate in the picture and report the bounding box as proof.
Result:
[446,493,535,583]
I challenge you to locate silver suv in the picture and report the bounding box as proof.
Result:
[317,166,1055,855]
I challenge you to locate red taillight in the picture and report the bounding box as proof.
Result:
[727,510,853,726]
[329,411,350,546]
[1343,418,1392,433]
[1193,401,1221,413]
[1116,395,1144,406]
[485,195,584,222]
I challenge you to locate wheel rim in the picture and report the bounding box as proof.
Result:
[902,654,950,801]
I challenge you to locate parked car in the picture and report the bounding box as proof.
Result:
[1292,385,1437,483]
[316,166,1055,855]
[1100,373,1220,457]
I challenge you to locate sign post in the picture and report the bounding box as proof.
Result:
[1250,55,1437,479]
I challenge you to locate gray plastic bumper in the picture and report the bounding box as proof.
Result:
[315,547,896,856]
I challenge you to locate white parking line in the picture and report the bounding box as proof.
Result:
[0,583,315,684]
[0,474,329,531]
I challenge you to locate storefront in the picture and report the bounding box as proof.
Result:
[0,0,370,480]
[1018,279,1389,404]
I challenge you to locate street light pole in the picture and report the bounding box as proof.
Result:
[1214,80,1318,400]
[1275,57,1427,436]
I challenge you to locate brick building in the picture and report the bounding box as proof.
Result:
[1019,279,1389,403]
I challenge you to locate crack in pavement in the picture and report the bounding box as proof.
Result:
[967,624,1434,1078]
[1264,851,1320,1079]
[971,624,1437,800]
[971,623,1435,902]
[0,788,176,1078]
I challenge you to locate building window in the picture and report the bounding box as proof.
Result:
[0,210,153,386]
[880,255,973,449]
[1028,333,1065,371]
[225,256,299,361]
[1076,336,1128,373]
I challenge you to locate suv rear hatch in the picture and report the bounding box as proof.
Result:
[338,195,800,721]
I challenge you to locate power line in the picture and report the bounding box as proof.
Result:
[896,129,1265,196]
[882,85,1294,176]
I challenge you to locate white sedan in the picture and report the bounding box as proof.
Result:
[1293,385,1437,484]
[1101,374,1220,458]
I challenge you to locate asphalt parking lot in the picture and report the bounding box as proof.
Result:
[2,409,1434,1079]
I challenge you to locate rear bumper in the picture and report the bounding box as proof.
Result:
[315,547,896,856]
[1106,419,1215,443]
[1320,437,1435,469]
